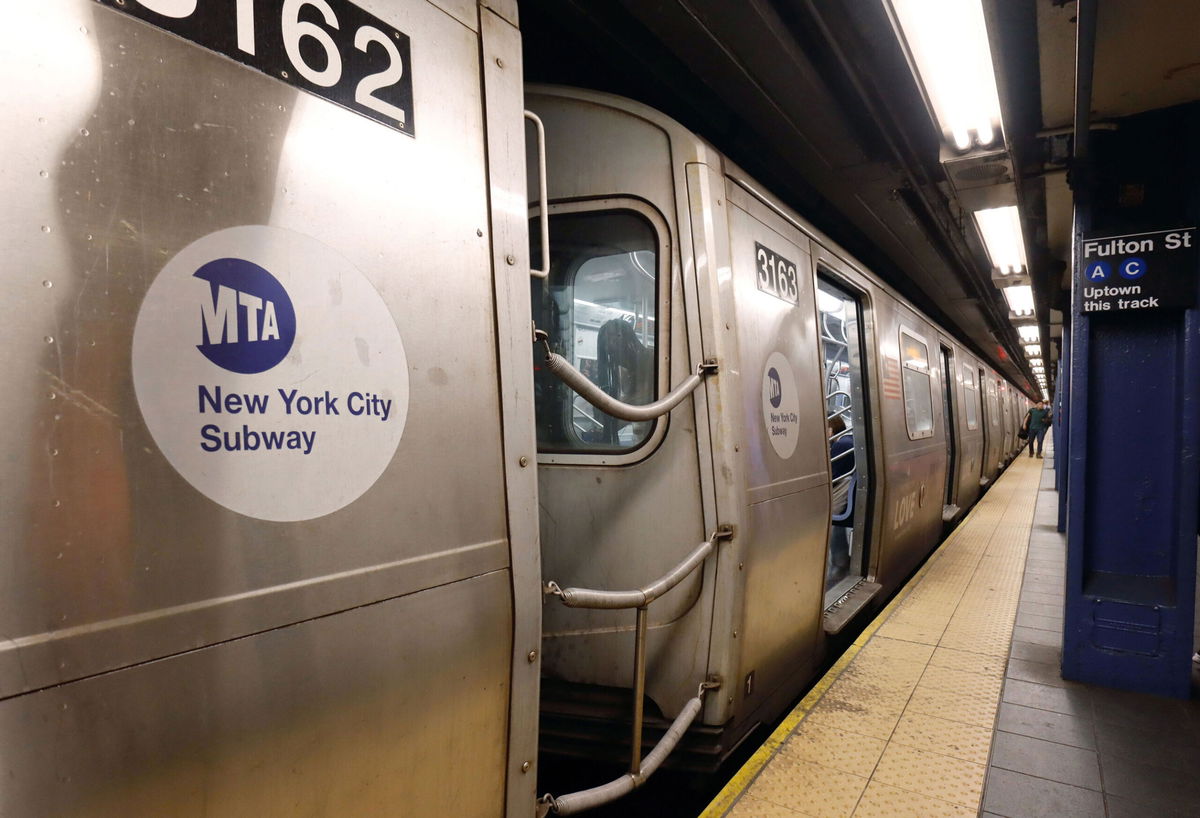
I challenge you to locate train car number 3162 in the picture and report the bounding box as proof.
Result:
[100,0,416,136]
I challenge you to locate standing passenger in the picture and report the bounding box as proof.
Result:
[1023,401,1052,458]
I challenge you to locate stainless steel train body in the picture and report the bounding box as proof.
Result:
[528,87,1033,767]
[2,1,540,815]
[2,6,1034,814]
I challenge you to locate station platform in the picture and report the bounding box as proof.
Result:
[701,449,1200,817]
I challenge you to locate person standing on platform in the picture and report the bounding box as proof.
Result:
[1023,400,1052,458]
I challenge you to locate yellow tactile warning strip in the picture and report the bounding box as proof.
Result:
[702,456,1043,818]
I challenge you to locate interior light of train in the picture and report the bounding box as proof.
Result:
[817,290,844,313]
[974,206,1028,275]
[1024,344,1041,357]
[1003,285,1035,316]
[1017,325,1040,343]
[887,0,1002,151]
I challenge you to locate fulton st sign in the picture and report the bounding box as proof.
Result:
[1077,227,1198,314]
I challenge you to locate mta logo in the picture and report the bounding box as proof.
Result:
[195,258,296,374]
[767,367,783,408]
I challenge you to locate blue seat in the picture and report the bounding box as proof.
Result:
[832,474,855,526]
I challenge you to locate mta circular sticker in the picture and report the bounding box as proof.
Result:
[132,226,409,522]
[761,352,799,459]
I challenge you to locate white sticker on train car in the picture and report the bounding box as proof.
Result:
[761,351,800,459]
[132,225,409,521]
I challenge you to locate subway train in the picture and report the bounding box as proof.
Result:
[527,87,1032,796]
[1,1,1029,816]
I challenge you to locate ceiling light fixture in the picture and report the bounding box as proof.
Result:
[1003,285,1035,316]
[888,0,1003,151]
[974,206,1028,275]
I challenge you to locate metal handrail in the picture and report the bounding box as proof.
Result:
[525,111,550,279]
[546,538,716,609]
[830,448,855,464]
[572,402,605,430]
[539,527,732,815]
[822,310,848,346]
[537,682,716,817]
[535,330,717,423]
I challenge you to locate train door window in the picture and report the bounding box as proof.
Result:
[962,364,979,430]
[530,208,661,455]
[817,275,872,597]
[899,329,934,440]
[939,345,957,508]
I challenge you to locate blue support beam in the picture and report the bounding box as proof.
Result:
[1061,107,1200,699]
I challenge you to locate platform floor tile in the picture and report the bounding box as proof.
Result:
[701,454,1043,817]
[978,453,1200,818]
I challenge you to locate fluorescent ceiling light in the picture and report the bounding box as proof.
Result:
[889,0,1002,151]
[975,206,1028,275]
[1003,285,1034,316]
[1024,344,1041,357]
[1042,389,1050,400]
[1017,325,1040,343]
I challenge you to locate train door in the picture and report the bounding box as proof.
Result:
[957,360,983,509]
[817,275,874,610]
[525,88,725,776]
[938,344,958,517]
[529,197,712,732]
[1000,381,1014,458]
[979,367,994,484]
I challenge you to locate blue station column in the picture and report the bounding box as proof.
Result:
[1062,108,1200,698]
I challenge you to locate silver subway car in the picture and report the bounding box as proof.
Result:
[528,87,1033,776]
[2,1,541,816]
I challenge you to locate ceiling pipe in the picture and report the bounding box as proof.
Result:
[1072,0,1098,170]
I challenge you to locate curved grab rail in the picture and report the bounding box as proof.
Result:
[545,537,716,610]
[537,682,716,816]
[539,527,731,815]
[535,331,717,423]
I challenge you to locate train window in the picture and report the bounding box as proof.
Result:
[530,209,659,454]
[899,330,934,440]
[962,364,979,430]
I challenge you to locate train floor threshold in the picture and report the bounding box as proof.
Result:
[702,452,1045,817]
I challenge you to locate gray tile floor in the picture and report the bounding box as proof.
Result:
[979,454,1200,818]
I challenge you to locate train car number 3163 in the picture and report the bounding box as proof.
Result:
[755,242,799,304]
[100,0,416,136]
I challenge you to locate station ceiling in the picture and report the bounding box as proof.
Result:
[519,0,1200,398]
